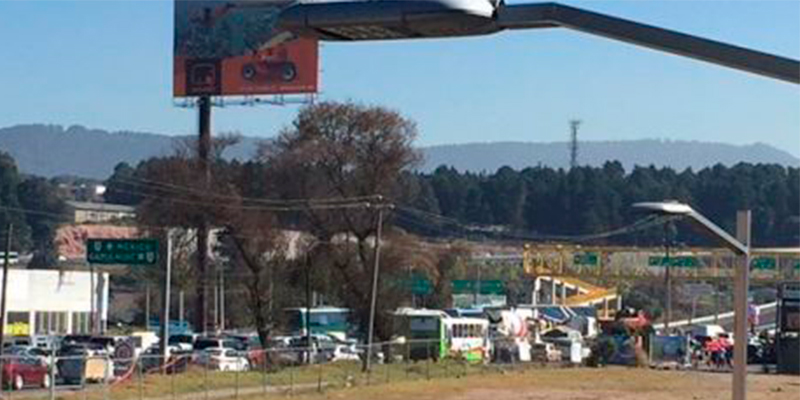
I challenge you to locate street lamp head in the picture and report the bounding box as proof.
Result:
[277,0,500,40]
[632,201,694,216]
[633,201,749,256]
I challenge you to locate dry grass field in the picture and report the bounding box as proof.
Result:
[272,367,800,400]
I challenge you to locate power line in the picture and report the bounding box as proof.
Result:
[394,204,676,243]
[110,175,380,206]
[102,186,377,212]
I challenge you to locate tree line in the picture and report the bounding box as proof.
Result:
[404,162,799,247]
[0,152,66,267]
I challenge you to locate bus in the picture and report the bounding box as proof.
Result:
[393,308,489,362]
[284,307,352,341]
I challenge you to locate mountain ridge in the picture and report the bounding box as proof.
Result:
[1,124,797,179]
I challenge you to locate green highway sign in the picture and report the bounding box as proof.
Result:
[573,252,599,266]
[451,280,504,295]
[648,256,699,268]
[750,257,777,271]
[87,239,158,265]
[407,277,433,295]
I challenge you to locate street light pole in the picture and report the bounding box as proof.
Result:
[664,223,672,332]
[733,211,751,400]
[633,202,750,400]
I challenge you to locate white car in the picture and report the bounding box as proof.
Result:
[206,349,250,372]
[193,337,244,365]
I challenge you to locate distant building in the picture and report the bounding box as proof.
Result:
[65,201,136,224]
[0,269,110,336]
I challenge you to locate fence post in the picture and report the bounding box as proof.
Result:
[235,359,240,400]
[170,356,177,400]
[385,356,390,384]
[49,352,56,400]
[83,354,88,400]
[426,342,431,381]
[6,356,12,400]
[317,363,323,393]
[405,342,410,380]
[262,350,268,395]
[204,358,210,400]
[289,365,295,397]
[103,354,110,400]
[511,341,517,371]
[137,355,144,400]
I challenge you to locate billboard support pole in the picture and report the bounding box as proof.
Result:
[197,95,212,334]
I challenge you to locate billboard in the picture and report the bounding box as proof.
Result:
[174,0,318,97]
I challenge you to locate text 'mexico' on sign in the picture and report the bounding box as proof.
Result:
[87,239,159,265]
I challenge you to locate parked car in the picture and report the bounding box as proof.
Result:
[2,336,32,349]
[194,337,245,365]
[289,336,335,364]
[139,347,191,374]
[4,346,51,368]
[264,337,301,367]
[225,333,267,367]
[206,349,250,372]
[1,354,51,390]
[56,343,111,385]
[168,334,197,352]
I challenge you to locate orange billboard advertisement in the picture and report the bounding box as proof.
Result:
[174,1,318,97]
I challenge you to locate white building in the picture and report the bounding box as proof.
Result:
[0,269,109,336]
[65,201,136,224]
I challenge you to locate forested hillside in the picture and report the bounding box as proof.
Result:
[402,162,800,247]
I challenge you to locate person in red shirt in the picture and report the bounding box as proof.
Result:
[704,337,724,368]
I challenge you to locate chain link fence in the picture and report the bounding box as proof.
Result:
[0,338,576,400]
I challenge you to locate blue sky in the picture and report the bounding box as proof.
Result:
[1,0,799,157]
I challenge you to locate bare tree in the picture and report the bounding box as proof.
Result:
[135,137,242,331]
[258,101,422,341]
[220,211,288,349]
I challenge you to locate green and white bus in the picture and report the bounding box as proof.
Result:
[284,307,352,341]
[393,308,489,362]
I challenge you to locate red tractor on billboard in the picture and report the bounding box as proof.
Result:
[241,46,298,84]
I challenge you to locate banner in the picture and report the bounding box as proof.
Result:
[649,335,689,366]
[174,0,318,97]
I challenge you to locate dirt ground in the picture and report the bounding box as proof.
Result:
[281,367,800,400]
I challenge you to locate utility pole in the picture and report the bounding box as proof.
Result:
[220,269,225,332]
[569,119,581,170]
[160,231,173,371]
[364,199,386,372]
[179,290,184,324]
[90,265,96,334]
[305,249,312,364]
[196,95,212,335]
[0,224,13,352]
[214,271,219,332]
